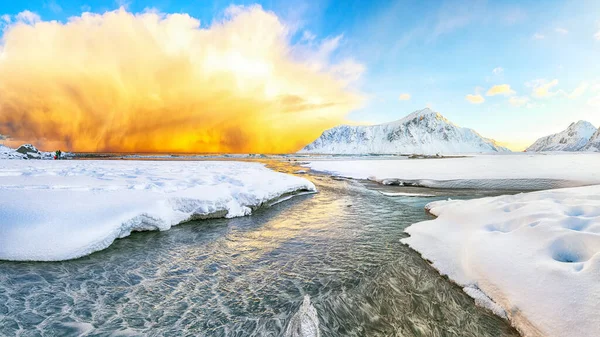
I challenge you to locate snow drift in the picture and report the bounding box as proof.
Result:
[299,108,509,155]
[0,160,316,261]
[402,185,600,337]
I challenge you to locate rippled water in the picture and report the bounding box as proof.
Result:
[0,163,519,336]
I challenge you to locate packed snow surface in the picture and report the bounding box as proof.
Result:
[401,185,600,337]
[526,120,597,152]
[299,108,509,155]
[0,160,316,261]
[304,153,600,190]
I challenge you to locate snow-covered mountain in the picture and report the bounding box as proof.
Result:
[526,121,597,152]
[582,127,600,152]
[299,108,510,155]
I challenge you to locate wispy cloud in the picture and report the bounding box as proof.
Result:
[509,96,530,107]
[492,67,504,75]
[398,93,411,101]
[532,33,545,40]
[527,79,559,98]
[486,84,515,96]
[555,27,568,35]
[15,10,41,24]
[45,1,62,14]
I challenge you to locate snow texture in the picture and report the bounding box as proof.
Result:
[299,108,510,155]
[526,120,597,152]
[401,185,600,337]
[0,144,71,160]
[284,295,320,337]
[303,153,600,190]
[0,160,316,261]
[582,127,600,152]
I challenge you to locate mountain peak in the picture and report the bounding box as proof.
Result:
[526,120,597,152]
[300,109,509,155]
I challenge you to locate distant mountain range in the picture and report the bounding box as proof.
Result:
[299,108,510,155]
[526,121,599,152]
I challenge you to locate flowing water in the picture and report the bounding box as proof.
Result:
[0,160,520,336]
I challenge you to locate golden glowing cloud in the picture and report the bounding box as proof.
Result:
[398,93,411,101]
[486,84,515,96]
[528,79,559,98]
[0,6,363,153]
[465,94,485,104]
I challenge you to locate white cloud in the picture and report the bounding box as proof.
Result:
[1,14,10,23]
[15,10,41,24]
[301,30,316,41]
[466,94,485,104]
[566,82,588,99]
[486,84,515,96]
[532,33,545,40]
[595,30,600,40]
[509,96,530,107]
[492,67,504,75]
[398,93,411,101]
[555,27,568,35]
[527,79,559,98]
[45,1,62,14]
[588,95,600,107]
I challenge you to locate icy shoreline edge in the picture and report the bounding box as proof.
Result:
[402,185,600,337]
[0,160,317,262]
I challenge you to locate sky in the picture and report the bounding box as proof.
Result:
[0,0,599,152]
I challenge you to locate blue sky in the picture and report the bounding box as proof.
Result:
[1,0,599,150]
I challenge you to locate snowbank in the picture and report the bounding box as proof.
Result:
[402,185,600,337]
[0,160,315,261]
[303,153,600,190]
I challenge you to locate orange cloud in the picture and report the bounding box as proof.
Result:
[465,94,485,104]
[0,6,363,153]
[486,84,515,96]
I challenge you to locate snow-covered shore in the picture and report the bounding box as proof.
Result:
[0,160,315,261]
[402,185,600,337]
[303,153,600,190]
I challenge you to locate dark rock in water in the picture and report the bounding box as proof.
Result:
[15,144,41,159]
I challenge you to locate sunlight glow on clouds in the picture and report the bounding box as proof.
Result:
[486,84,515,96]
[0,6,363,153]
[509,96,530,107]
[466,94,485,104]
[398,93,411,101]
[528,79,559,98]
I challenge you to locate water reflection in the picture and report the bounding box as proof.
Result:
[0,165,519,336]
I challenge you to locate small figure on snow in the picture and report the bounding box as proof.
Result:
[54,150,62,160]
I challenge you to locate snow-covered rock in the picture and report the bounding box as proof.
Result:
[0,145,27,159]
[299,108,510,155]
[0,143,71,160]
[582,127,600,152]
[303,153,600,190]
[525,120,597,152]
[15,144,43,159]
[0,160,316,261]
[401,185,600,337]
